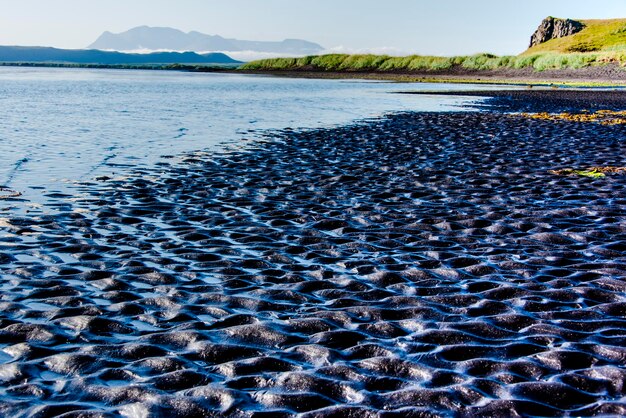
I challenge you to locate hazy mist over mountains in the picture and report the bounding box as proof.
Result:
[0,24,328,66]
[89,26,325,56]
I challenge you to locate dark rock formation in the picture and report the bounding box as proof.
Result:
[529,17,584,48]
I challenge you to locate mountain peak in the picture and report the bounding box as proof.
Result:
[88,26,324,54]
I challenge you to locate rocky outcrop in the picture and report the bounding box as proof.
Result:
[529,17,584,48]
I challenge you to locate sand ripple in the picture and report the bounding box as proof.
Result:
[0,106,625,416]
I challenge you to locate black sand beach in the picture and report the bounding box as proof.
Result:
[238,64,626,87]
[401,89,626,113]
[1,90,625,417]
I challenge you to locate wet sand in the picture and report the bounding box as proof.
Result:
[399,89,626,113]
[1,91,626,416]
[238,64,626,86]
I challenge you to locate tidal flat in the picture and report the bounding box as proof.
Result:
[0,90,625,416]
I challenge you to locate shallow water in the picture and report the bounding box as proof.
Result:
[0,67,507,208]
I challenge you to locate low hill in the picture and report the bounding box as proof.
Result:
[89,26,324,55]
[240,17,626,80]
[0,46,240,65]
[524,17,626,54]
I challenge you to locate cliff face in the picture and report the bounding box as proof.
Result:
[529,17,584,48]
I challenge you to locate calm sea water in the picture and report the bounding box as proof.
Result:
[0,67,500,207]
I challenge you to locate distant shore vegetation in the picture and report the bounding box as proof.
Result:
[0,62,239,71]
[240,51,626,72]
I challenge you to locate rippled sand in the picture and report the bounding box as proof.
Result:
[1,92,625,417]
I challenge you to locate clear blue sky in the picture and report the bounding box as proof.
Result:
[1,0,626,55]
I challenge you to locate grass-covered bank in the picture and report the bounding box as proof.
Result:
[238,52,626,87]
[240,52,626,73]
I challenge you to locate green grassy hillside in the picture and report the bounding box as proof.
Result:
[240,19,626,73]
[524,18,626,54]
[240,51,626,73]
[240,17,626,74]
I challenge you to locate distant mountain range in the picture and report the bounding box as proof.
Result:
[0,46,240,65]
[88,26,324,54]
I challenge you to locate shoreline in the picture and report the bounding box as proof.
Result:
[397,89,626,113]
[1,90,625,416]
[0,62,238,72]
[2,61,626,87]
[237,66,626,87]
